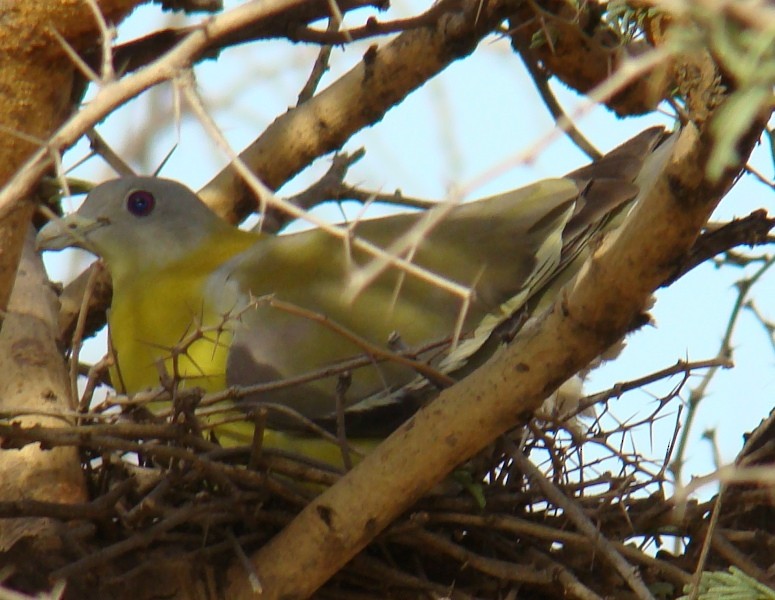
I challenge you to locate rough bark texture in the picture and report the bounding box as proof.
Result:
[0,231,87,592]
[0,0,139,593]
[0,0,139,313]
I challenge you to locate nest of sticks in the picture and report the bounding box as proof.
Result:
[4,354,775,600]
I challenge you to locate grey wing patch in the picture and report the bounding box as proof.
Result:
[226,327,421,436]
[226,332,336,431]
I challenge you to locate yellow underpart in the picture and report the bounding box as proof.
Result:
[106,226,378,465]
[108,227,258,396]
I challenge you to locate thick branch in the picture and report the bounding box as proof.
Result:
[198,0,516,222]
[225,119,765,599]
[0,0,140,318]
[0,230,87,588]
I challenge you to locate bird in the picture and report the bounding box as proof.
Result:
[37,127,673,466]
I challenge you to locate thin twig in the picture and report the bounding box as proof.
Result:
[519,50,601,160]
[509,443,656,600]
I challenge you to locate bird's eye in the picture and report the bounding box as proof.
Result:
[126,190,156,217]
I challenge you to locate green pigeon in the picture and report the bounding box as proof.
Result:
[37,127,673,463]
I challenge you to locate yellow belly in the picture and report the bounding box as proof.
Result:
[104,230,382,468]
[108,287,231,395]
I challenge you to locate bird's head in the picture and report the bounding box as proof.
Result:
[37,177,233,275]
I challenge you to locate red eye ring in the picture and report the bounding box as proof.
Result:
[126,190,156,217]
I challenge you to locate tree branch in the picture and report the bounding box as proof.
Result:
[0,0,140,319]
[225,116,766,598]
[198,0,518,222]
[0,229,87,589]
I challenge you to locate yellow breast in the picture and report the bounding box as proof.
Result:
[107,229,259,397]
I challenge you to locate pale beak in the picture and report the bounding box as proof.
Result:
[36,214,106,253]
